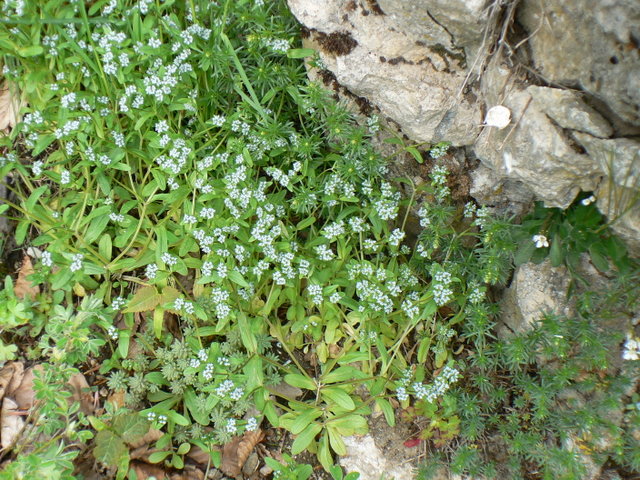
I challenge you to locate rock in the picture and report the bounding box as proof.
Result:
[499,259,573,335]
[376,0,488,55]
[594,182,640,256]
[527,86,614,138]
[474,88,601,209]
[517,1,640,127]
[563,435,603,480]
[572,134,640,190]
[470,162,534,218]
[288,0,483,146]
[339,435,415,480]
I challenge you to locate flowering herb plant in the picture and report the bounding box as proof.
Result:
[0,0,523,476]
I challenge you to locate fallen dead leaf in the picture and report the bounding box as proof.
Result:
[106,390,126,409]
[0,362,23,400]
[220,429,264,478]
[14,255,39,300]
[0,80,23,132]
[1,397,24,449]
[129,460,168,480]
[68,372,95,415]
[5,362,24,397]
[12,365,39,410]
[170,465,205,480]
[128,427,163,450]
[187,444,220,466]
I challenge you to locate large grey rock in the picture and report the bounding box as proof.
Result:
[518,1,640,127]
[470,162,535,218]
[572,134,640,189]
[527,86,614,138]
[339,435,415,480]
[376,0,488,56]
[474,88,601,209]
[500,260,573,335]
[287,0,483,146]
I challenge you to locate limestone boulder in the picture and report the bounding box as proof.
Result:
[517,0,640,127]
[499,259,573,336]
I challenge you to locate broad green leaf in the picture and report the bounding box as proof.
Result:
[290,408,323,435]
[94,430,127,467]
[166,410,190,426]
[113,413,150,444]
[291,423,322,455]
[122,286,160,313]
[321,387,355,411]
[375,398,396,426]
[327,425,346,456]
[322,366,363,384]
[148,451,172,464]
[99,234,112,261]
[238,313,257,353]
[549,234,563,267]
[287,48,315,58]
[153,307,165,338]
[117,330,130,358]
[589,245,609,272]
[284,373,316,390]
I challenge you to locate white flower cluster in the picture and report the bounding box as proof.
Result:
[581,195,596,206]
[412,365,460,402]
[431,165,450,200]
[145,263,159,279]
[60,169,70,185]
[622,334,640,361]
[69,253,83,273]
[111,296,126,310]
[429,143,450,159]
[432,268,454,306]
[373,182,401,221]
[308,284,323,305]
[146,412,167,426]
[174,297,195,315]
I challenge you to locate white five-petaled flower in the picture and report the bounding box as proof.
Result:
[533,234,549,248]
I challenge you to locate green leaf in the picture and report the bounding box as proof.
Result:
[148,451,172,464]
[287,48,315,58]
[321,387,355,411]
[122,286,160,313]
[375,398,395,426]
[25,185,48,211]
[153,307,165,339]
[117,330,130,358]
[327,425,346,456]
[94,430,127,467]
[549,234,563,267]
[113,413,150,444]
[297,216,316,230]
[18,45,43,57]
[166,410,189,426]
[290,407,323,435]
[291,423,322,455]
[228,270,249,288]
[238,313,257,353]
[317,432,333,472]
[284,373,316,390]
[324,365,367,384]
[405,146,423,163]
[99,234,112,261]
[514,239,536,266]
[14,220,29,245]
[589,245,609,272]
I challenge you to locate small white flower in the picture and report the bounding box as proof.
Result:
[581,195,596,206]
[69,253,83,272]
[532,234,549,248]
[60,169,70,185]
[41,250,53,267]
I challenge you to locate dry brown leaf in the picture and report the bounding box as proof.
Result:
[186,444,221,465]
[268,381,303,400]
[5,362,24,397]
[130,461,168,480]
[14,256,39,300]
[12,365,40,410]
[106,390,126,409]
[127,427,163,450]
[170,465,204,480]
[0,362,23,400]
[0,80,23,131]
[220,429,264,477]
[0,397,24,449]
[67,372,95,414]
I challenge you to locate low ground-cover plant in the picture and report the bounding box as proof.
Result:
[3,0,634,479]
